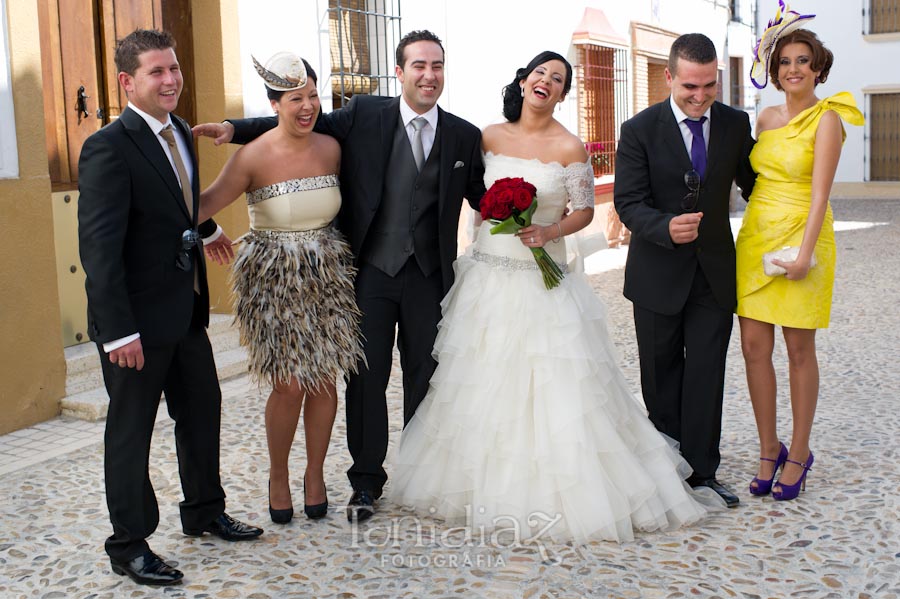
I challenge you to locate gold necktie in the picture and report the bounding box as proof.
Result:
[159,124,200,293]
[159,124,194,219]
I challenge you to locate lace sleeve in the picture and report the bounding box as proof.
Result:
[564,161,595,211]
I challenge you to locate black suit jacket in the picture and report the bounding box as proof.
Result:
[231,95,486,293]
[614,100,755,314]
[78,107,209,346]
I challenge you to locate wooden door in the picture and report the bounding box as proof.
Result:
[38,0,194,191]
[38,0,105,190]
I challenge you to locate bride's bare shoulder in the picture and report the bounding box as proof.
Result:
[556,129,589,165]
[481,122,513,151]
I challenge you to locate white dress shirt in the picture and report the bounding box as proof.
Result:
[127,102,195,190]
[669,96,711,157]
[399,98,439,160]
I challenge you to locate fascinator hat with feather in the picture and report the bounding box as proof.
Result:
[750,1,816,89]
[252,51,308,91]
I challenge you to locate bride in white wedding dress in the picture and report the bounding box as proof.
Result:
[389,51,722,543]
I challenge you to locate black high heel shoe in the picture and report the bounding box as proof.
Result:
[304,475,328,520]
[268,480,294,524]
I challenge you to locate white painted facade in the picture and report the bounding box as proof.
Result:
[235,0,759,135]
[755,0,899,182]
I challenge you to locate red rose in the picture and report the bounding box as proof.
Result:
[481,177,536,220]
[512,188,533,211]
[494,189,515,218]
[479,194,495,220]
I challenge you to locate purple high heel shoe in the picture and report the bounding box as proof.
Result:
[773,451,814,501]
[749,442,788,496]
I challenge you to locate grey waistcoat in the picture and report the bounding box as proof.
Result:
[363,117,441,277]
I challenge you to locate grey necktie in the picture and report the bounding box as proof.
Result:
[159,125,194,219]
[410,116,427,172]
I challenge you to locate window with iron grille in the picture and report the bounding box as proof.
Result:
[328,0,401,110]
[868,93,900,181]
[577,44,628,177]
[866,0,900,34]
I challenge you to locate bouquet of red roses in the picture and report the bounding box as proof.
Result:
[479,177,564,289]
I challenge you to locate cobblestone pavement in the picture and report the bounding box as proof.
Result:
[1,198,898,598]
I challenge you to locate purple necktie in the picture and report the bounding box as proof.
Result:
[683,117,707,179]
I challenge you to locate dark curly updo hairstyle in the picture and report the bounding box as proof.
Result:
[501,51,573,122]
[769,29,833,91]
[265,58,318,101]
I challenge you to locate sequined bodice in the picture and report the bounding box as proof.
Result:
[476,152,594,264]
[246,175,341,231]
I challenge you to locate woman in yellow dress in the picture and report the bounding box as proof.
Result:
[737,9,863,501]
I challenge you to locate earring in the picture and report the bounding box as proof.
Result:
[520,86,524,97]
[815,76,821,84]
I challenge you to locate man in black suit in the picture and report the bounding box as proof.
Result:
[197,30,485,521]
[78,29,262,587]
[613,33,755,507]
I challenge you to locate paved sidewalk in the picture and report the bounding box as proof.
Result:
[1,198,898,598]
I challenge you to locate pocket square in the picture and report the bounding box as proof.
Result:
[453,160,465,169]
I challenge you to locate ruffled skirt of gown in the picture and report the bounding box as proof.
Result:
[389,238,722,543]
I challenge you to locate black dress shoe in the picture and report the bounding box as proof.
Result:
[184,513,264,541]
[346,489,376,522]
[688,477,740,508]
[110,550,183,586]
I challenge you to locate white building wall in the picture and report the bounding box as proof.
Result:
[232,1,756,142]
[402,0,737,132]
[756,0,900,182]
[728,14,759,113]
[236,0,332,118]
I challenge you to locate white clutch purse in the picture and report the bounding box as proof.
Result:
[762,246,816,277]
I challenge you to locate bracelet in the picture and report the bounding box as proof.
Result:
[552,222,563,243]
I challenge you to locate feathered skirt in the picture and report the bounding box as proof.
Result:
[231,226,364,389]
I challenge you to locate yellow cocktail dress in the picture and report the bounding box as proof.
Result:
[736,92,864,329]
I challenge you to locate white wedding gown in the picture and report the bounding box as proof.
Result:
[389,153,721,543]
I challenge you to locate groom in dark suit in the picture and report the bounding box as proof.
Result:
[614,33,755,507]
[78,29,262,587]
[204,30,486,521]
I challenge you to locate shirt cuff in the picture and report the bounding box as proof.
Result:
[103,333,141,353]
[202,224,224,245]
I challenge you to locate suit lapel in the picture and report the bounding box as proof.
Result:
[437,107,455,215]
[705,102,728,181]
[120,107,192,223]
[658,102,693,173]
[172,115,199,226]
[379,98,401,172]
